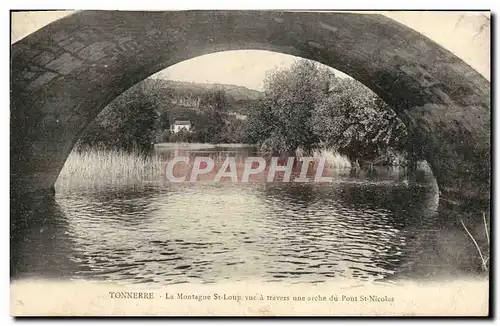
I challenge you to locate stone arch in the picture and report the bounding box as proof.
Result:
[11,10,490,206]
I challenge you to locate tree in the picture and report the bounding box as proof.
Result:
[196,88,229,143]
[248,59,331,154]
[221,115,249,143]
[248,58,410,164]
[77,78,163,153]
[312,78,408,163]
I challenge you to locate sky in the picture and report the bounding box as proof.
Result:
[150,50,349,90]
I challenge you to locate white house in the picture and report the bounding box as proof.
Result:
[170,120,192,133]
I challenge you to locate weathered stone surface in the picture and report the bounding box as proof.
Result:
[27,71,58,90]
[45,53,84,75]
[10,11,490,209]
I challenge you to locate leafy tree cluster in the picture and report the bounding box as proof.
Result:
[248,59,411,164]
[164,89,251,144]
[77,59,414,166]
[312,78,408,163]
[78,81,251,152]
[77,81,161,154]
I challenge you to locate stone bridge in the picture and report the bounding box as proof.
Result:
[11,11,490,208]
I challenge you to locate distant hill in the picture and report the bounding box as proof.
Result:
[158,80,264,102]
[140,78,264,116]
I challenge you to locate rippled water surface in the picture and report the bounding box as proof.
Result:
[11,145,488,284]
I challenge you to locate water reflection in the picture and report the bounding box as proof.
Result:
[10,145,488,284]
[11,196,80,279]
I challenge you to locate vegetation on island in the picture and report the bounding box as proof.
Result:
[246,60,410,165]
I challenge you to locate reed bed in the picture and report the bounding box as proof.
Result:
[56,146,352,189]
[55,148,169,188]
[312,149,352,169]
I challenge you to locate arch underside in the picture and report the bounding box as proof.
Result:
[11,11,491,207]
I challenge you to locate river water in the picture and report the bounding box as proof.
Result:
[10,144,489,284]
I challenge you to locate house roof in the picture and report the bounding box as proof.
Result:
[173,120,191,125]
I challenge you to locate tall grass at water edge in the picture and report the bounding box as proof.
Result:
[311,149,352,169]
[55,148,168,188]
[56,147,353,188]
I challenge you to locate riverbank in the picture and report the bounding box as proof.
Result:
[155,142,258,149]
[56,145,424,189]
